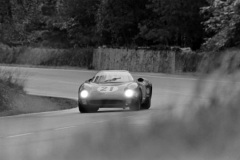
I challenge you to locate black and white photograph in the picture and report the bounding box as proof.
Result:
[0,0,240,159]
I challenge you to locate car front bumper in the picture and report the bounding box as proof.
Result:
[78,97,139,108]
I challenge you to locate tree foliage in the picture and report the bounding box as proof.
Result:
[60,0,100,47]
[201,0,240,50]
[0,0,56,45]
[96,0,207,49]
[3,0,240,50]
[97,0,148,46]
[138,0,207,49]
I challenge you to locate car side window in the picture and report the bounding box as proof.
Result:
[94,76,99,83]
[89,76,95,82]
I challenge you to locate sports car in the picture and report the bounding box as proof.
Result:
[78,70,152,113]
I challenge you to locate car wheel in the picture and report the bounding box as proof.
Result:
[79,104,99,113]
[89,107,99,113]
[141,98,151,110]
[79,107,86,113]
[130,99,141,111]
[78,104,87,113]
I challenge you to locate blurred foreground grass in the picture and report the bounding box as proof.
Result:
[60,77,240,160]
[57,49,240,160]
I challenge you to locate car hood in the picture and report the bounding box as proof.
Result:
[84,82,137,100]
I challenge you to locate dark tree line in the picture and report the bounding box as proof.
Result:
[0,0,239,50]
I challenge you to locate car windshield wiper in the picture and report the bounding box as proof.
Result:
[104,77,121,82]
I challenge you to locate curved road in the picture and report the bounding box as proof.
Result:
[0,66,219,160]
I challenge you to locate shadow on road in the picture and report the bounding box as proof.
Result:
[94,109,131,114]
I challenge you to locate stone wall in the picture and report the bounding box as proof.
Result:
[93,48,181,73]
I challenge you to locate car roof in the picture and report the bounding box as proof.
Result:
[100,70,129,72]
[97,70,130,74]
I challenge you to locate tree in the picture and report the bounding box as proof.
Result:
[201,0,240,50]
[60,0,100,47]
[0,0,12,43]
[0,0,12,23]
[138,0,208,50]
[0,0,46,44]
[97,0,148,46]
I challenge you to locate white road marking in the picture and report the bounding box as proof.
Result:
[53,120,108,131]
[90,120,107,123]
[6,133,33,139]
[54,126,77,131]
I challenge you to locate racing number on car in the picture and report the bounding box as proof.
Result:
[98,86,118,92]
[100,87,108,92]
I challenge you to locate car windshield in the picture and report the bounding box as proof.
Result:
[92,71,134,83]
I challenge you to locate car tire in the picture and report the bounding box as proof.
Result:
[130,99,141,111]
[89,107,99,113]
[79,106,86,113]
[79,104,99,113]
[141,98,151,110]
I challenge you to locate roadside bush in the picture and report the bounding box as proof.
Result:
[198,48,240,73]
[40,48,93,67]
[0,69,25,112]
[0,83,9,111]
[176,50,204,72]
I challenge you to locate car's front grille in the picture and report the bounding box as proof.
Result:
[89,100,125,105]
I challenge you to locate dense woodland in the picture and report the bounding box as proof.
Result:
[0,0,240,51]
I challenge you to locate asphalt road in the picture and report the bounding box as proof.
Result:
[0,66,228,160]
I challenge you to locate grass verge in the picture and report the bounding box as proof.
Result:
[0,68,76,117]
[0,95,76,117]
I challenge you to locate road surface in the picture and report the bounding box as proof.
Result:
[0,66,226,160]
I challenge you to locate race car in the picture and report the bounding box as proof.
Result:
[78,70,152,113]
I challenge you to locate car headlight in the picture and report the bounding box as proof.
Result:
[80,90,89,98]
[124,89,134,98]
